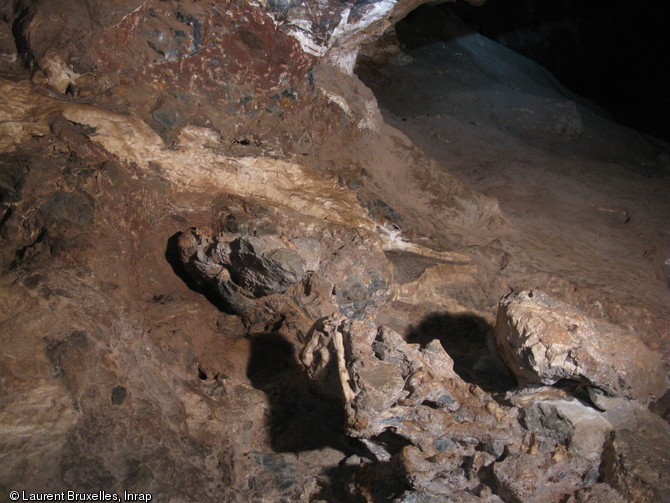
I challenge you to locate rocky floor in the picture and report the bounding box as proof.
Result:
[1,9,669,503]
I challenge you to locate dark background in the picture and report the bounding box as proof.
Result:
[396,0,670,142]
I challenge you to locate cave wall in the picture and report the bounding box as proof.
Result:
[0,0,502,243]
[0,0,443,149]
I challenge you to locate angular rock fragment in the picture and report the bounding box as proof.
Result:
[494,290,667,406]
[400,443,470,494]
[565,484,626,503]
[229,237,305,297]
[520,397,613,461]
[395,490,504,503]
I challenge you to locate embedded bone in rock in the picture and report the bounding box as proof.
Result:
[301,315,469,439]
[301,314,524,495]
[177,208,392,322]
[301,315,406,412]
[176,193,395,322]
[1,0,670,500]
[494,290,668,406]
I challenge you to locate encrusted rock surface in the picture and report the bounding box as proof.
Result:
[175,195,393,323]
[565,484,627,503]
[298,306,670,502]
[1,0,478,151]
[520,397,613,462]
[492,450,592,503]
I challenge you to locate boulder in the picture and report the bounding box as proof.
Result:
[494,290,667,405]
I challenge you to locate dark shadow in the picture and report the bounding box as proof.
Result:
[247,331,413,498]
[314,460,408,503]
[164,231,232,312]
[246,331,355,453]
[406,312,515,393]
[650,388,670,425]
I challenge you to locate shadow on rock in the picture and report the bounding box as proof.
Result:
[315,460,408,503]
[406,311,514,393]
[164,231,232,312]
[246,331,351,453]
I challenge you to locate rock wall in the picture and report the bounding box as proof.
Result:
[2,0,432,145]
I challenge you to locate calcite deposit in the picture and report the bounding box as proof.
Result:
[0,0,668,502]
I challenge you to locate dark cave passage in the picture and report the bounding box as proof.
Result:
[383,0,670,143]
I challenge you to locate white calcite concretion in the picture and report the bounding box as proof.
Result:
[0,78,447,262]
[0,80,373,230]
[274,0,398,73]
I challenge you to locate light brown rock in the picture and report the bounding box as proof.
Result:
[495,290,667,405]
